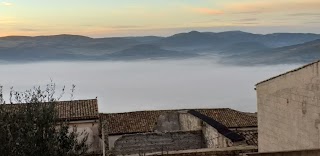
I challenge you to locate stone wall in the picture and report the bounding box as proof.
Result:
[180,111,239,148]
[256,61,320,152]
[154,112,181,132]
[179,112,202,131]
[202,122,233,148]
[112,131,204,155]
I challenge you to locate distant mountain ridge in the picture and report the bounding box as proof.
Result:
[1,31,320,64]
[222,39,320,65]
[107,44,198,60]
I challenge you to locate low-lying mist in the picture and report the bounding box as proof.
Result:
[0,59,300,113]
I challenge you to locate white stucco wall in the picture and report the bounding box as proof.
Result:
[256,62,320,152]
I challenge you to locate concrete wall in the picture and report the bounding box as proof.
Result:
[179,112,202,131]
[113,131,204,155]
[108,135,122,149]
[256,62,320,152]
[69,120,101,153]
[202,122,233,148]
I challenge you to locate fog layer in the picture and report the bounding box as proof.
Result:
[0,59,300,113]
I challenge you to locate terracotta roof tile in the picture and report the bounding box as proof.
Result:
[100,110,171,135]
[234,129,258,146]
[55,99,99,121]
[196,108,257,128]
[100,108,257,135]
[1,99,99,121]
[188,110,245,142]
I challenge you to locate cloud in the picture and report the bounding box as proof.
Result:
[192,8,224,15]
[237,18,258,22]
[110,25,143,29]
[235,11,263,14]
[0,17,16,24]
[225,0,320,14]
[19,28,41,32]
[305,21,320,24]
[288,13,320,17]
[1,2,13,6]
[232,22,260,25]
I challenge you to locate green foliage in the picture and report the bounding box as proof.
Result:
[0,83,89,156]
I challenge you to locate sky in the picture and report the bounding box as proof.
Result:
[1,0,320,37]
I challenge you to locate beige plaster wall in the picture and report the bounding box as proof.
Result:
[256,62,320,152]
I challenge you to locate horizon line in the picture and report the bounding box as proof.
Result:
[1,30,320,39]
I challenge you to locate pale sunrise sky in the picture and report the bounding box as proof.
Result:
[1,0,320,37]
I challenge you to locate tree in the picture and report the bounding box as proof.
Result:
[0,82,89,156]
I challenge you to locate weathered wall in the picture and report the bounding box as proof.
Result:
[256,62,320,152]
[179,112,240,148]
[69,120,101,153]
[154,112,181,132]
[179,112,238,148]
[113,131,204,155]
[179,112,202,131]
[202,122,233,148]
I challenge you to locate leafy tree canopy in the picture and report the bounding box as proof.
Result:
[0,82,89,156]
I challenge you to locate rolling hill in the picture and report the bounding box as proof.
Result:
[222,39,320,65]
[1,31,320,64]
[106,44,198,60]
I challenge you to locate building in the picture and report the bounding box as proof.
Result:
[256,60,320,152]
[100,108,258,155]
[56,99,102,154]
[1,99,102,154]
[2,98,258,156]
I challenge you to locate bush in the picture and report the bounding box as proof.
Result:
[0,83,89,156]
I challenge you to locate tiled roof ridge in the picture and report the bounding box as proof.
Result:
[59,116,99,120]
[51,98,98,103]
[101,107,257,135]
[100,108,234,115]
[1,99,99,121]
[4,98,97,105]
[227,108,257,119]
[256,60,320,86]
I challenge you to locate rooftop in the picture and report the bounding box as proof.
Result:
[55,99,99,121]
[234,129,258,146]
[100,108,257,135]
[188,110,245,142]
[256,60,320,86]
[1,99,99,121]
